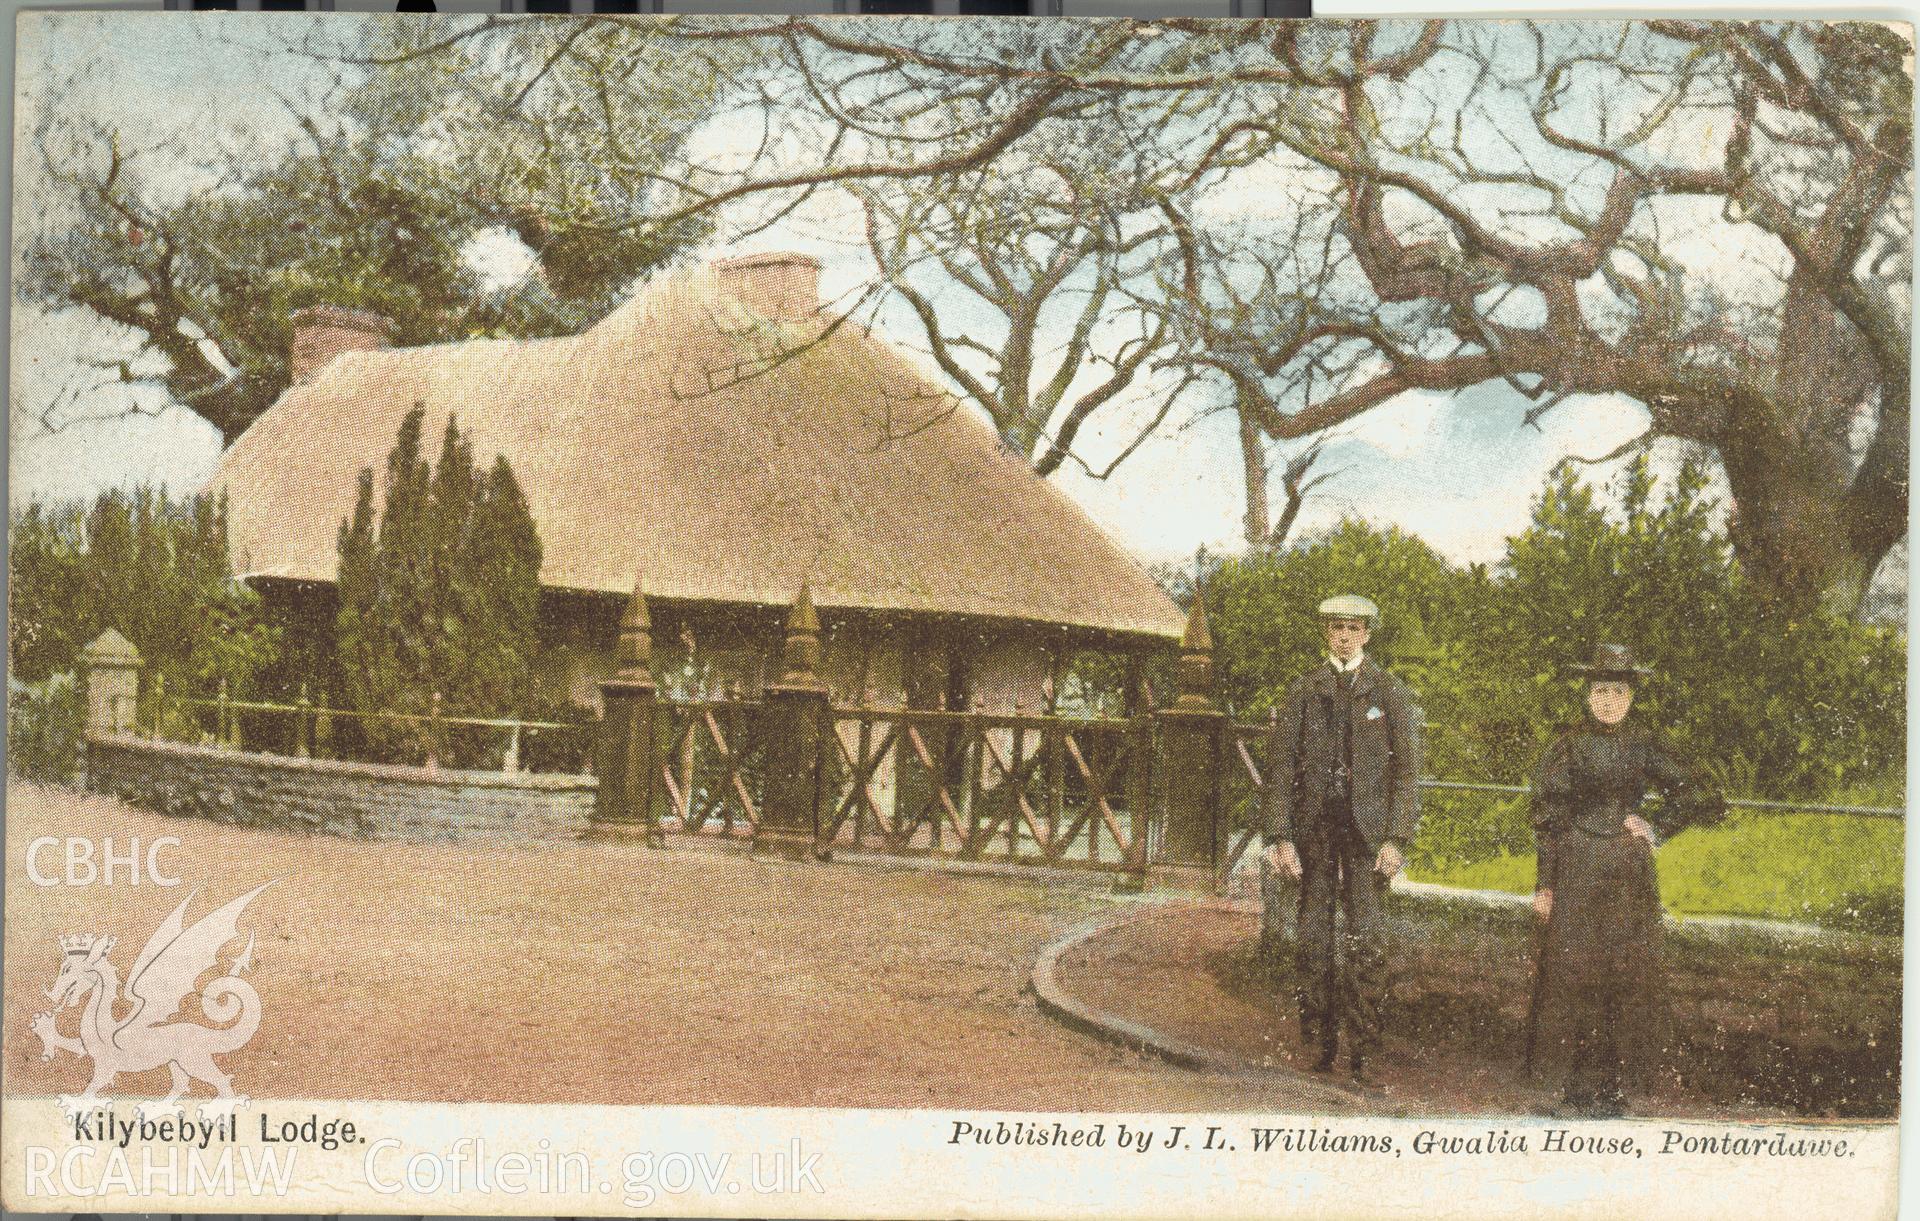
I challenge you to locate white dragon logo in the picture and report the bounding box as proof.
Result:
[30,882,274,1117]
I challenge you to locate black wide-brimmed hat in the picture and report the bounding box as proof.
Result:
[1571,642,1653,680]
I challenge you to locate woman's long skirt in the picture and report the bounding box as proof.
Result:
[1525,831,1665,1102]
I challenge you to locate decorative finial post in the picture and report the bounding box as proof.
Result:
[780,581,823,686]
[1173,596,1216,713]
[758,580,831,861]
[78,629,143,738]
[597,569,661,843]
[1153,594,1228,890]
[615,570,654,684]
[148,672,165,741]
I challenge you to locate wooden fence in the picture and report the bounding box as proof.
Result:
[131,675,591,776]
[591,579,1279,887]
[75,583,1899,890]
[590,584,1902,891]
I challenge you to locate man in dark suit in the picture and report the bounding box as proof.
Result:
[1262,594,1421,1084]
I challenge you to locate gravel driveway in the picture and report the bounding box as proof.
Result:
[4,782,1334,1113]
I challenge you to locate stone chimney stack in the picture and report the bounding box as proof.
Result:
[289,306,393,385]
[714,253,822,322]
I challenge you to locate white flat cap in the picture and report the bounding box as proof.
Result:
[1317,594,1380,620]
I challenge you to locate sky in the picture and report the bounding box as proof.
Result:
[7,13,1704,573]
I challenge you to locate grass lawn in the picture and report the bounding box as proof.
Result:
[1408,812,1905,931]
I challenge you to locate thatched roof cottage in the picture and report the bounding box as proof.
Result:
[213,252,1185,712]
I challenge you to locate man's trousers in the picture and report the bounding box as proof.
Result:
[1292,805,1390,1057]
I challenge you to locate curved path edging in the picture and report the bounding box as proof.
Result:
[1029,900,1356,1106]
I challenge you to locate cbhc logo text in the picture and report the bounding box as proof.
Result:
[26,837,181,887]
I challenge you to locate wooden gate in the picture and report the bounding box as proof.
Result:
[819,707,1152,873]
[655,697,766,841]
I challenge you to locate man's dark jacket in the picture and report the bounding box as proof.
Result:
[1262,658,1422,849]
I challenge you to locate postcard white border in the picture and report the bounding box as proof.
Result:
[0,1099,1895,1217]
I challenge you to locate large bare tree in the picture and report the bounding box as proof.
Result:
[650,15,1912,598]
[852,113,1207,476]
[23,15,1910,612]
[1172,20,1910,612]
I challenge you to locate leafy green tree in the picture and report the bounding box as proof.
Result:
[1201,456,1905,867]
[459,456,542,717]
[1483,454,1904,798]
[7,673,85,783]
[8,487,275,694]
[1203,519,1467,720]
[7,487,278,777]
[335,468,389,744]
[333,406,544,763]
[7,500,88,686]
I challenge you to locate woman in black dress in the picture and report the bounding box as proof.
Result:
[1525,643,1724,1117]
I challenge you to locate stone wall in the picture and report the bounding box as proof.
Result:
[84,734,597,844]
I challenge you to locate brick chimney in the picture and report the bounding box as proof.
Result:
[289,306,393,385]
[713,252,822,322]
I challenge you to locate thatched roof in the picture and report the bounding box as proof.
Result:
[213,258,1184,640]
